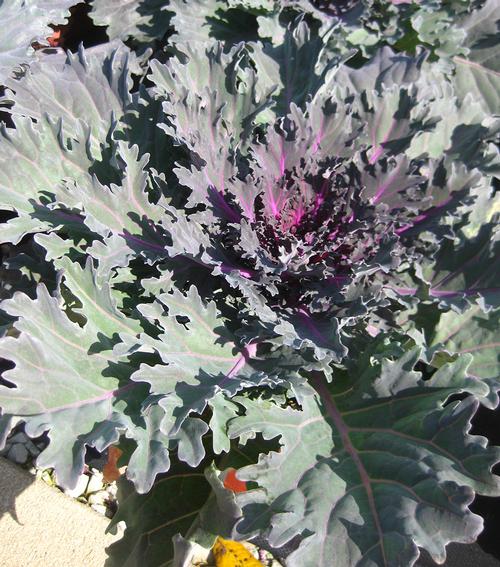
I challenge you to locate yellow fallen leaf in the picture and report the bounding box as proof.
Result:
[212,537,263,567]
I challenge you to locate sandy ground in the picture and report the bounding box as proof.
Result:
[0,457,119,567]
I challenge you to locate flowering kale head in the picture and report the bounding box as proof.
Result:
[0,10,498,567]
[151,39,498,361]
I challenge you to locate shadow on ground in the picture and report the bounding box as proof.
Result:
[0,457,34,523]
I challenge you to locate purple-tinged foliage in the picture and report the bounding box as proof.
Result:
[0,7,498,567]
[150,40,498,366]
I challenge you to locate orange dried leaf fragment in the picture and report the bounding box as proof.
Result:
[103,445,123,483]
[223,468,247,493]
[47,29,63,47]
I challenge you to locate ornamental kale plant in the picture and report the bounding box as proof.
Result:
[0,1,499,567]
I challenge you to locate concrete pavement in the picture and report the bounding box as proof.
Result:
[0,457,119,567]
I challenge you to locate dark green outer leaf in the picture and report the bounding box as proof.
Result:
[228,350,500,567]
[106,469,210,567]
